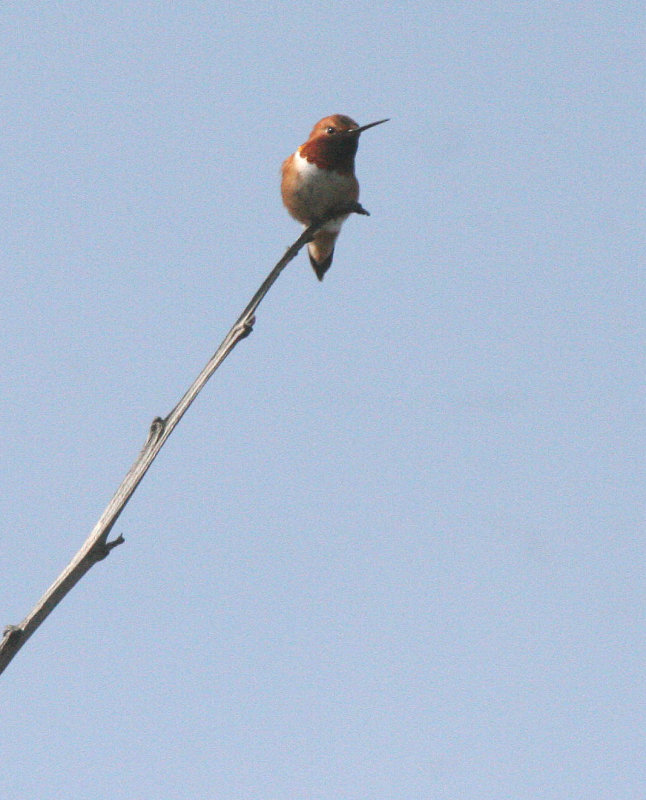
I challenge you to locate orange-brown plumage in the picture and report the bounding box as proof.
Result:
[280,114,386,280]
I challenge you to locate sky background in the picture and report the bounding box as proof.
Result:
[1,2,644,798]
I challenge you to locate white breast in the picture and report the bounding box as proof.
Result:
[292,150,357,229]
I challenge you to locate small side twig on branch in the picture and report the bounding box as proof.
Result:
[0,202,370,676]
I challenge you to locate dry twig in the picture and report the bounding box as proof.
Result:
[0,202,370,675]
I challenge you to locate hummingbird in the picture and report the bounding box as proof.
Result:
[281,114,388,280]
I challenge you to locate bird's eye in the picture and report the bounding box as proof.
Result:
[326,126,336,135]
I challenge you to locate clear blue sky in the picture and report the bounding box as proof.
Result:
[2,3,644,798]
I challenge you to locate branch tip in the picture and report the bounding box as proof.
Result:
[347,201,370,216]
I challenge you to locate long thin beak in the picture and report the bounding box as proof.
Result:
[347,118,390,135]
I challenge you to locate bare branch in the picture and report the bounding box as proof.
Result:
[0,202,370,676]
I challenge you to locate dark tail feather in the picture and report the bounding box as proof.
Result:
[309,249,334,281]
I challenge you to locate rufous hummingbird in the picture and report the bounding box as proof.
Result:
[281,114,388,280]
